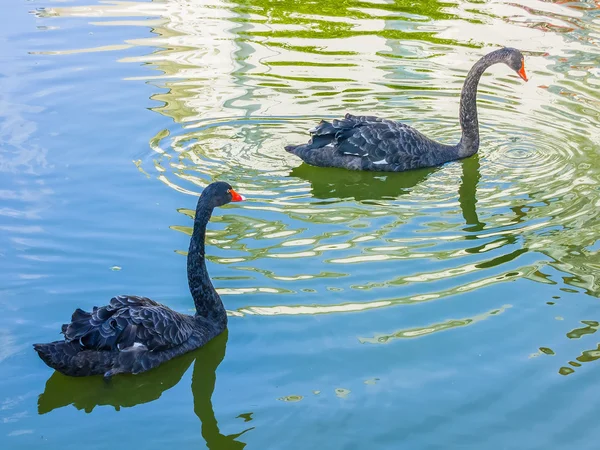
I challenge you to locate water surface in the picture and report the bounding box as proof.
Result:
[1,0,600,448]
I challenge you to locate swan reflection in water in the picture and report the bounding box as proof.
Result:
[37,330,252,449]
[290,163,438,202]
[291,153,483,211]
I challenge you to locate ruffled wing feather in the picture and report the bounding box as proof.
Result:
[63,295,194,352]
[286,113,444,171]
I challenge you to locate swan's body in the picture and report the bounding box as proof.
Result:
[285,48,528,172]
[33,182,245,378]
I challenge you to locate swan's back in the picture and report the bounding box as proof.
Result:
[33,295,203,378]
[285,113,458,172]
[63,295,196,352]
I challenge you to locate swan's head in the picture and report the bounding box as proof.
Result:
[503,47,528,82]
[201,181,245,208]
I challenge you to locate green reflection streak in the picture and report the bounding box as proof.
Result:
[559,340,600,377]
[359,305,510,344]
[265,61,357,68]
[263,42,360,56]
[567,321,599,340]
[233,0,456,22]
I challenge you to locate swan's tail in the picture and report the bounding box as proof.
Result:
[285,136,336,155]
[33,341,113,377]
[285,120,338,155]
[285,117,364,170]
[284,143,303,154]
[34,341,78,375]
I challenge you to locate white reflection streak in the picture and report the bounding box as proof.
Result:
[234,300,393,316]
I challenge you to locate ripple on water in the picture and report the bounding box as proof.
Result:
[143,96,598,321]
[30,0,600,392]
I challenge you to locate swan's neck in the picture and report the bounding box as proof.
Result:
[457,51,502,158]
[187,200,227,326]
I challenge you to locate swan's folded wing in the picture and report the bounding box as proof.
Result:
[309,113,388,137]
[108,295,161,310]
[129,305,195,351]
[335,121,432,165]
[63,295,194,352]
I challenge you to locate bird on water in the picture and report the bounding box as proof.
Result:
[285,47,528,172]
[33,181,245,379]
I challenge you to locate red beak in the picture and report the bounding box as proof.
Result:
[517,63,528,82]
[230,188,245,202]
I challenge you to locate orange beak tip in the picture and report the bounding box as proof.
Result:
[517,66,528,82]
[229,189,245,202]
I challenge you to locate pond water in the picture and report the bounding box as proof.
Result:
[1,0,600,448]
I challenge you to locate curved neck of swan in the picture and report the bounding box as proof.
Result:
[457,50,505,158]
[188,198,227,325]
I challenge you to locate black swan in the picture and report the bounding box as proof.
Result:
[33,181,245,379]
[285,47,528,172]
